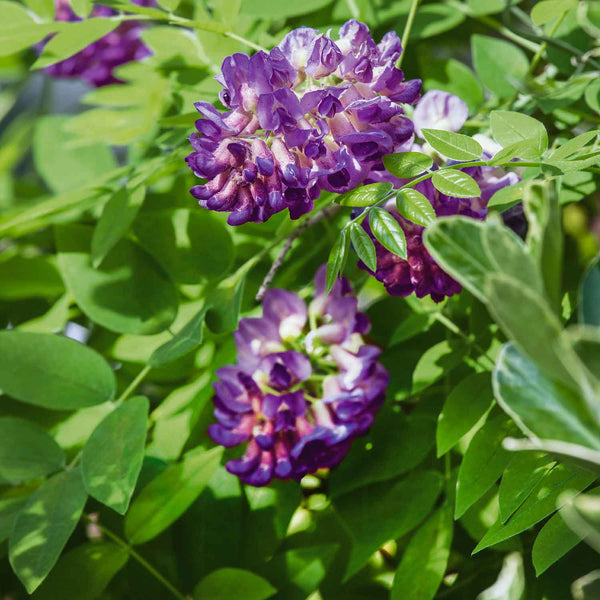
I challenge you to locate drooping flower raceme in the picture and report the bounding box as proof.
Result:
[208,266,389,486]
[359,91,520,302]
[43,0,152,88]
[186,20,421,226]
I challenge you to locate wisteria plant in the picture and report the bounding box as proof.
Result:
[2,0,600,599]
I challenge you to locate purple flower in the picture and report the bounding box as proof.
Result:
[42,0,153,88]
[412,90,469,138]
[208,266,389,486]
[186,20,421,225]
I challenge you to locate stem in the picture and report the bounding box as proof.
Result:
[223,31,268,53]
[85,515,188,600]
[529,11,567,74]
[115,365,152,405]
[397,0,421,68]
[256,204,341,301]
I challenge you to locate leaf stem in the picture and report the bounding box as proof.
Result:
[529,11,567,74]
[84,515,188,600]
[223,31,269,53]
[115,364,152,405]
[397,0,421,68]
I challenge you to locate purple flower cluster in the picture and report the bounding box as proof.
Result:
[359,91,520,303]
[208,266,388,486]
[186,20,421,226]
[43,0,152,87]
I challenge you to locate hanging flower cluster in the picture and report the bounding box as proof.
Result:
[359,91,521,302]
[208,266,388,486]
[186,20,421,225]
[43,0,153,87]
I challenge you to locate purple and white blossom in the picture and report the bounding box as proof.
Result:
[43,0,153,88]
[186,20,421,226]
[412,90,469,137]
[208,266,389,486]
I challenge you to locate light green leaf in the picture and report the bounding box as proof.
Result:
[33,116,116,194]
[476,553,525,600]
[82,397,148,514]
[157,0,181,11]
[336,182,392,207]
[383,152,433,178]
[326,229,350,293]
[31,542,128,600]
[369,208,407,259]
[0,331,115,410]
[437,372,493,457]
[431,169,481,198]
[490,111,548,155]
[0,256,64,300]
[9,469,88,593]
[56,224,178,335]
[396,188,436,227]
[0,417,64,484]
[422,129,483,161]
[33,18,119,69]
[149,307,206,367]
[391,505,453,600]
[0,2,60,56]
[91,185,146,268]
[194,568,276,600]
[472,35,529,99]
[455,415,514,518]
[488,139,543,164]
[335,471,443,578]
[69,0,92,17]
[531,0,577,25]
[125,446,223,544]
[551,130,599,161]
[349,222,377,272]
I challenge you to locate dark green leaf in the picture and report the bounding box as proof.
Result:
[0,417,64,484]
[82,397,148,514]
[532,509,582,575]
[349,222,377,272]
[9,469,88,593]
[125,446,223,544]
[0,494,29,543]
[0,256,64,300]
[193,568,276,600]
[205,274,245,334]
[422,129,483,161]
[326,229,350,293]
[579,255,600,326]
[336,182,392,207]
[369,208,407,259]
[0,330,115,410]
[396,188,436,227]
[383,152,433,178]
[431,169,481,198]
[413,339,468,394]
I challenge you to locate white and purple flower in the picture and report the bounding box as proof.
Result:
[208,266,389,487]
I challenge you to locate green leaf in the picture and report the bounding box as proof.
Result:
[493,344,600,450]
[149,307,206,367]
[335,471,442,578]
[91,185,146,268]
[82,397,148,514]
[455,415,514,518]
[467,0,507,15]
[474,463,595,553]
[33,116,116,194]
[532,509,582,575]
[22,0,54,19]
[472,35,529,99]
[157,0,181,11]
[0,494,29,543]
[0,2,60,56]
[31,542,128,600]
[409,3,465,39]
[560,489,600,555]
[551,130,599,161]
[33,18,119,69]
[0,330,115,410]
[490,110,549,155]
[383,152,433,178]
[412,339,468,395]
[396,188,436,227]
[499,453,556,523]
[240,0,333,19]
[9,469,88,593]
[56,224,178,335]
[349,222,377,272]
[125,446,223,544]
[477,553,525,599]
[336,182,392,207]
[194,568,276,600]
[369,208,407,259]
[326,229,349,292]
[133,209,234,284]
[141,25,202,65]
[579,255,600,326]
[0,417,65,484]
[431,169,481,198]
[436,372,493,457]
[69,0,92,17]
[391,505,453,600]
[204,274,246,334]
[488,139,543,164]
[422,129,483,161]
[531,0,577,25]
[0,256,64,300]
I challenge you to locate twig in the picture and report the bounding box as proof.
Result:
[255,204,341,301]
[397,0,421,68]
